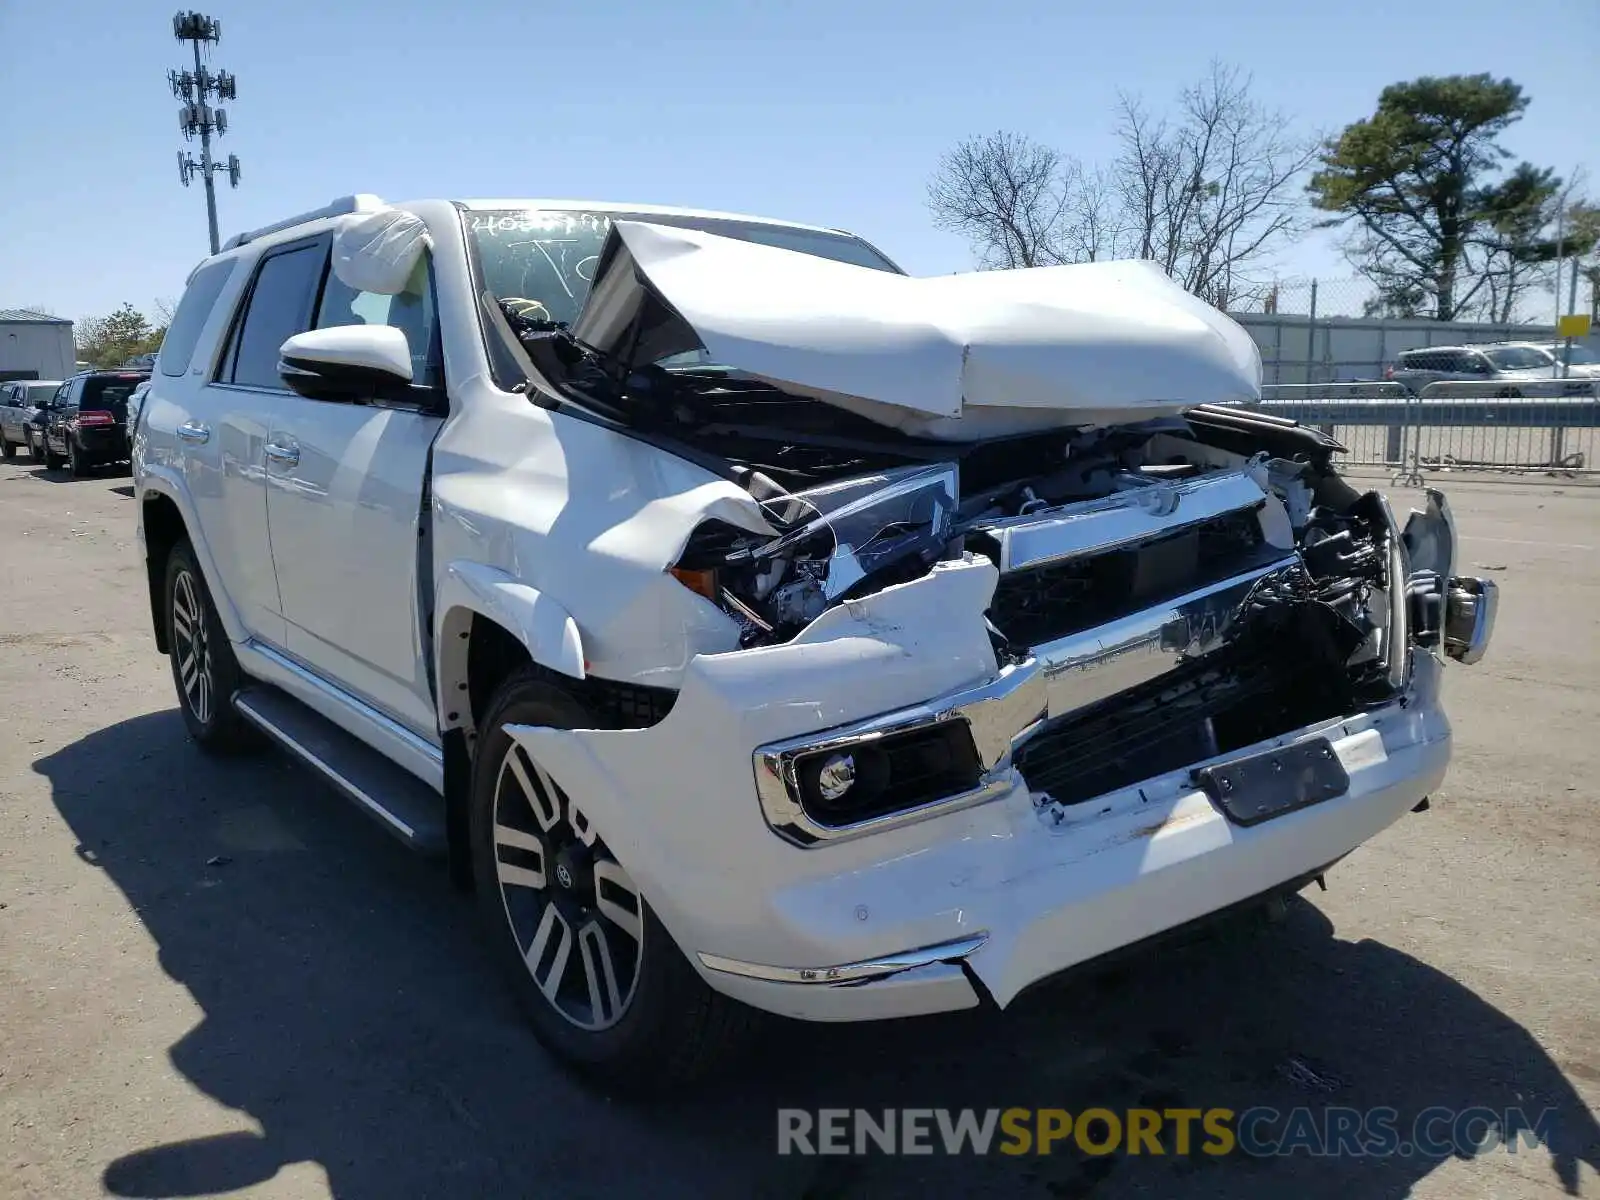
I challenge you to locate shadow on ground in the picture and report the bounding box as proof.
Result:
[36,711,1600,1200]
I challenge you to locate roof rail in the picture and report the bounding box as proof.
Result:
[220,194,387,252]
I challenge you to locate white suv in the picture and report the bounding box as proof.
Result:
[135,194,1496,1088]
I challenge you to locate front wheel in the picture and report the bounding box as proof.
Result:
[42,437,64,470]
[470,671,756,1091]
[26,430,44,464]
[0,436,14,460]
[165,540,256,753]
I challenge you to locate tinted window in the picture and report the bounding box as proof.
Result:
[316,253,441,388]
[81,374,147,415]
[26,384,56,405]
[225,243,327,389]
[160,259,237,378]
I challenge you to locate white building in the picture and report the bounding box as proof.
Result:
[0,309,76,382]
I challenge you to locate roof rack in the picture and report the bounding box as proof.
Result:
[220,194,387,252]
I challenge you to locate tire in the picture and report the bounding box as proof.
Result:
[165,539,257,753]
[469,669,756,1092]
[26,431,44,464]
[68,441,87,478]
[1,436,14,461]
[43,437,64,470]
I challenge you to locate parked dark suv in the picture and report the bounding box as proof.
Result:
[40,369,150,476]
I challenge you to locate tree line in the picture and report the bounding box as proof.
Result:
[73,302,171,370]
[928,66,1598,322]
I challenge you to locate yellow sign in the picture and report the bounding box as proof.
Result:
[1557,314,1592,339]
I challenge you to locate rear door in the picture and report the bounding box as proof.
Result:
[263,251,444,737]
[76,373,145,459]
[47,379,80,450]
[192,239,331,648]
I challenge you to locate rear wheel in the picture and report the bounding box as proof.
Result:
[68,441,88,478]
[165,539,256,753]
[1,436,14,460]
[470,671,756,1091]
[43,436,64,470]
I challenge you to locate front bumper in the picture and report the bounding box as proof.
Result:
[510,538,1486,1024]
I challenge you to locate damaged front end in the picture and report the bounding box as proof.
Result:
[668,406,1496,845]
[488,216,1494,850]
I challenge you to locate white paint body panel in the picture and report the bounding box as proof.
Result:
[580,221,1263,439]
[265,398,442,736]
[135,196,1459,1024]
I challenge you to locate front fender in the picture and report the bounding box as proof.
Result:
[434,560,586,729]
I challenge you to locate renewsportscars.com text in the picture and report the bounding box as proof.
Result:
[776,1106,1555,1158]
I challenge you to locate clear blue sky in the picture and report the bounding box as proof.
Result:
[2,0,1595,324]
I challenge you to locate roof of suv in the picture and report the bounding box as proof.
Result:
[220,193,857,255]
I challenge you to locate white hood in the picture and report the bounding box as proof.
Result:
[569,220,1262,441]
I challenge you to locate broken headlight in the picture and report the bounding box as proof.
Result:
[670,464,960,644]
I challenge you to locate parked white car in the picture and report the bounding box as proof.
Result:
[134,194,1496,1088]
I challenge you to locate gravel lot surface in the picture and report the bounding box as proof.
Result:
[1,458,1596,1199]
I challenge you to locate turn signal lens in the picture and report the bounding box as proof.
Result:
[668,566,719,601]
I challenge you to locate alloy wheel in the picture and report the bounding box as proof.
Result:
[491,741,644,1031]
[171,569,214,725]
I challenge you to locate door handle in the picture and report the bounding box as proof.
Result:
[264,441,300,468]
[176,421,210,444]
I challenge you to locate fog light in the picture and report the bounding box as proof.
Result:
[816,753,856,801]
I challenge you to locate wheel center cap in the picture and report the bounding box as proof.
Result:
[550,844,594,900]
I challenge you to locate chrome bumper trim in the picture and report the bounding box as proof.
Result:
[698,933,988,987]
[975,469,1267,573]
[1032,557,1296,721]
[1444,576,1497,665]
[752,659,1046,847]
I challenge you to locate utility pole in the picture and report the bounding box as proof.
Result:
[171,11,240,255]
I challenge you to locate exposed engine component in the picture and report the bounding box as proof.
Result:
[668,407,1405,741]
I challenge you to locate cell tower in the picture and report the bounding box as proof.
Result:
[171,11,240,255]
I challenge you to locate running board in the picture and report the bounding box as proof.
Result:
[233,685,447,855]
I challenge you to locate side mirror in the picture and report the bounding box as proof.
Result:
[278,325,413,402]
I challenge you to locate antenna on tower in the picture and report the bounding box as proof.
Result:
[171,12,239,254]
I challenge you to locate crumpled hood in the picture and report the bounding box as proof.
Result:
[569,220,1262,441]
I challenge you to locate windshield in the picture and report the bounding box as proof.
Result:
[467,208,899,331]
[1482,346,1553,370]
[26,384,57,404]
[1549,344,1596,365]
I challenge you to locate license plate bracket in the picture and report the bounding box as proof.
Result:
[1196,737,1350,827]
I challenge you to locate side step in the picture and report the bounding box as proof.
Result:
[233,685,447,855]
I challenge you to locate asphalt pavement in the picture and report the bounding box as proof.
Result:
[1,458,1596,1199]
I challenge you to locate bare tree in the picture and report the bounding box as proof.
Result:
[927,132,1075,269]
[1060,164,1127,263]
[925,65,1312,307]
[1114,63,1317,309]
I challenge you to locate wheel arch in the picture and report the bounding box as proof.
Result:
[434,561,586,740]
[139,476,248,653]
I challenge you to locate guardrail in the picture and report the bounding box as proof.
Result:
[1248,379,1600,482]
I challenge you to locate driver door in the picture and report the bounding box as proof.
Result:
[264,252,445,738]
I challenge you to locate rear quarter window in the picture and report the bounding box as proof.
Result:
[159,258,238,378]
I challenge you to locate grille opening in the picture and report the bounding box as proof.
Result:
[1015,601,1364,808]
[982,509,1271,648]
